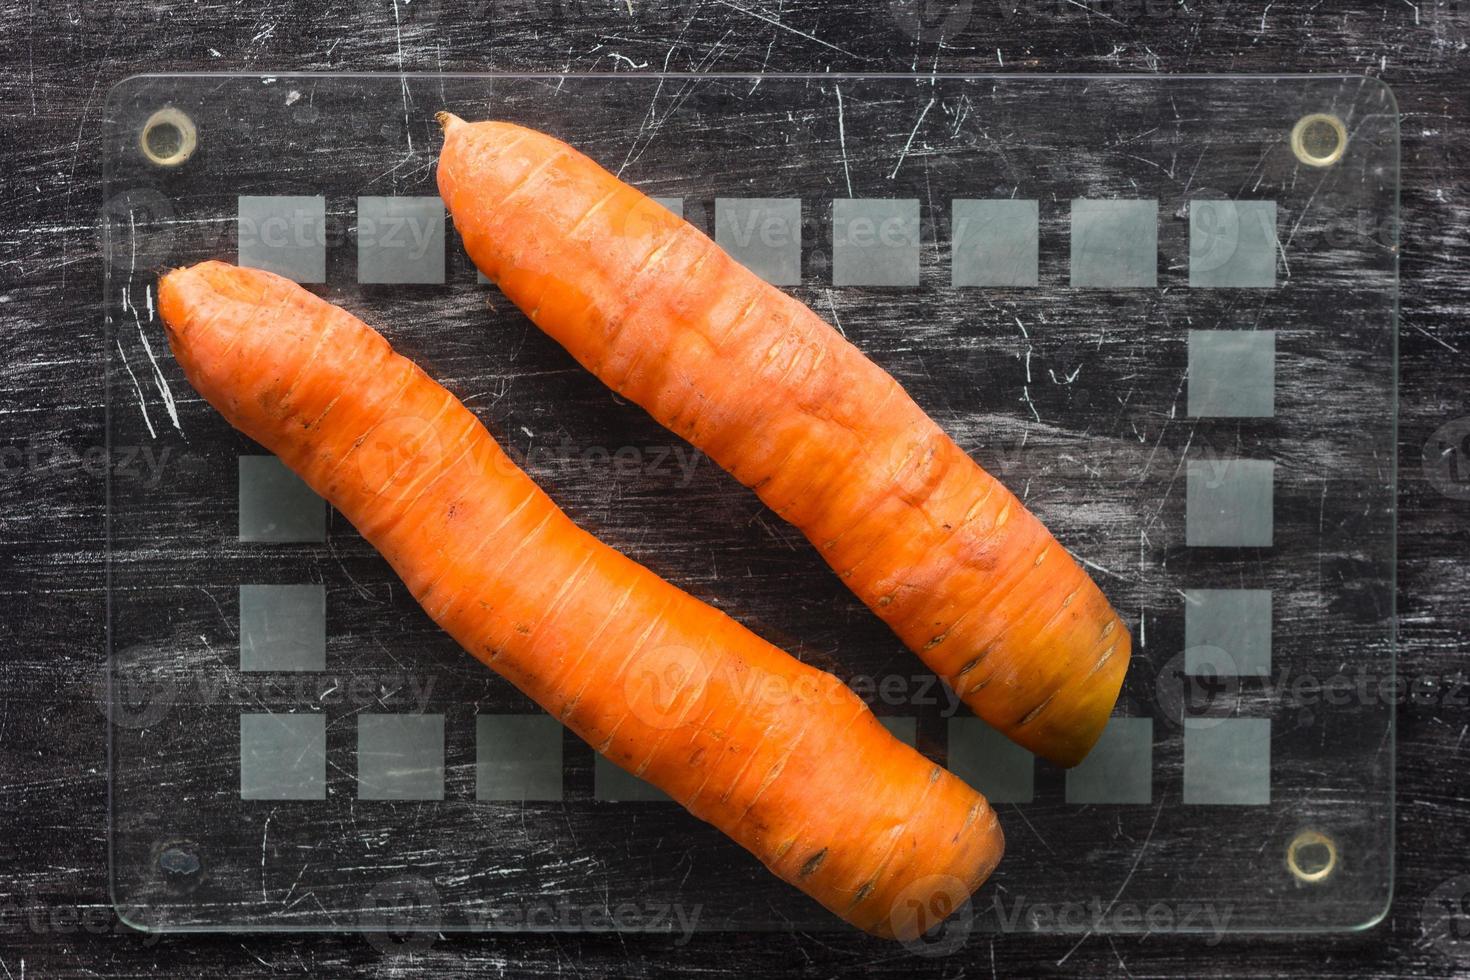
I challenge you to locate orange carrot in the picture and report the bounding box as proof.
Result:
[157,260,1002,940]
[436,115,1132,768]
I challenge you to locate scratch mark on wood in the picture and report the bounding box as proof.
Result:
[888,96,934,180]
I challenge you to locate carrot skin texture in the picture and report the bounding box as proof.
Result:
[157,261,1002,940]
[436,115,1132,768]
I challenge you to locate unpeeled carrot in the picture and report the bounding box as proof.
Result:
[436,115,1132,768]
[158,260,1002,940]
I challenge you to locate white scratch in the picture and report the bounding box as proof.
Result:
[1275,227,1292,279]
[121,210,179,433]
[1057,800,1165,966]
[124,289,181,433]
[1020,385,1040,422]
[1062,0,1124,26]
[391,0,413,154]
[1412,323,1460,353]
[615,24,731,178]
[888,97,935,180]
[835,84,853,198]
[824,289,846,337]
[1064,547,1132,583]
[709,0,856,56]
[116,340,156,438]
[260,807,278,902]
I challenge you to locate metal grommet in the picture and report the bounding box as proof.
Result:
[140,107,198,168]
[1286,829,1339,884]
[1290,113,1347,168]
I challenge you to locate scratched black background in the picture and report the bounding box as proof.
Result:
[3,1,1468,977]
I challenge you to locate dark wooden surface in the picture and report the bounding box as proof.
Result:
[2,2,1467,976]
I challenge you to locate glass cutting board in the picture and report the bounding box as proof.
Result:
[101,73,1397,943]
